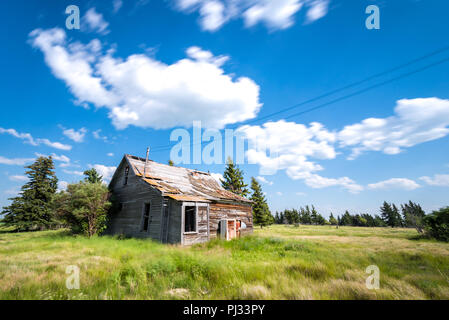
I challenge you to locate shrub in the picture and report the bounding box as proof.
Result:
[52,182,111,237]
[423,207,449,242]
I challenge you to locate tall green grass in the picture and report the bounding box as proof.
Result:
[0,225,448,299]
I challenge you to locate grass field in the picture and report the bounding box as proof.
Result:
[0,224,448,300]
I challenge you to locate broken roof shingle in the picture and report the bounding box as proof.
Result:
[126,154,251,203]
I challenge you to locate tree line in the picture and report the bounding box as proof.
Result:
[220,158,448,241]
[1,156,448,242]
[1,156,111,237]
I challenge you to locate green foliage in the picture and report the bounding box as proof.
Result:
[423,207,449,242]
[221,157,248,197]
[83,168,103,184]
[52,182,111,237]
[402,201,426,233]
[168,160,174,166]
[1,156,58,231]
[380,201,404,227]
[329,213,338,225]
[250,177,272,228]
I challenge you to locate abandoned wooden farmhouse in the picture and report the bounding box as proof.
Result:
[106,154,253,245]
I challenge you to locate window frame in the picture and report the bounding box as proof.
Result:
[183,204,198,234]
[141,202,151,233]
[124,166,129,186]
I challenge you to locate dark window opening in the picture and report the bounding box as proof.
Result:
[184,206,197,233]
[124,166,129,185]
[142,203,151,232]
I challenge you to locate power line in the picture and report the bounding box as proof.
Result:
[283,55,449,121]
[149,50,449,153]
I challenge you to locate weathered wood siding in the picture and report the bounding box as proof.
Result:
[107,160,163,240]
[182,205,209,246]
[209,202,253,239]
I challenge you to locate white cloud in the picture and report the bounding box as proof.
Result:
[420,174,449,187]
[0,127,72,151]
[57,180,69,192]
[210,172,224,184]
[238,120,362,193]
[256,176,273,185]
[4,188,20,196]
[89,164,116,182]
[306,0,329,23]
[30,28,261,130]
[295,192,306,196]
[113,0,123,13]
[338,98,449,160]
[244,0,303,30]
[107,153,114,157]
[82,8,110,35]
[367,178,420,191]
[0,156,34,166]
[174,0,330,31]
[276,191,283,196]
[63,169,84,176]
[9,175,28,182]
[62,127,87,143]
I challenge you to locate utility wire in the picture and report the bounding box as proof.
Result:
[149,49,449,153]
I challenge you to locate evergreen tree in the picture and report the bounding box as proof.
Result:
[380,202,403,227]
[249,177,271,228]
[2,156,58,231]
[401,201,426,232]
[222,157,248,197]
[301,206,312,224]
[340,211,353,226]
[83,168,103,184]
[329,213,338,225]
[392,204,403,227]
[311,205,318,224]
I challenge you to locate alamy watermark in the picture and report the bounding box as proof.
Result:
[66,265,80,290]
[366,5,380,30]
[365,265,380,290]
[169,121,278,174]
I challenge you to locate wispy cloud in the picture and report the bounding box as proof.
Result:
[0,127,72,151]
[174,0,331,32]
[8,175,28,182]
[256,176,273,185]
[367,178,421,191]
[63,169,84,176]
[0,156,35,166]
[420,174,449,187]
[61,126,87,143]
[82,8,110,35]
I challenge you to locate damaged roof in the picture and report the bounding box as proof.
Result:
[124,154,251,203]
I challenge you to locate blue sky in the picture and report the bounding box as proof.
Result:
[1,0,449,217]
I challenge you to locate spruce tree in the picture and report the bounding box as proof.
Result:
[311,205,318,225]
[222,157,248,197]
[2,156,58,231]
[83,168,103,184]
[329,213,338,225]
[249,177,271,228]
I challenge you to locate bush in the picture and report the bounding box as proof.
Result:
[52,182,111,237]
[423,207,449,242]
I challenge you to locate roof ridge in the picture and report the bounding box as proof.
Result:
[125,154,211,176]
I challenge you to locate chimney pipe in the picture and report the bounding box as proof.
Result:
[143,147,150,178]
